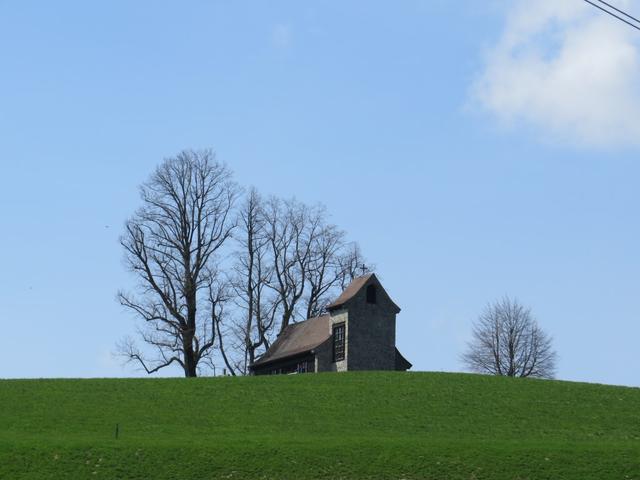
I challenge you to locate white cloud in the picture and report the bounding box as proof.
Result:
[472,0,640,147]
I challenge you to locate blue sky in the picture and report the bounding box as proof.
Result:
[1,1,639,386]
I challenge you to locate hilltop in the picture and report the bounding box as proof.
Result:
[1,372,638,479]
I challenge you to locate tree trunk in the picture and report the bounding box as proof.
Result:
[182,337,198,377]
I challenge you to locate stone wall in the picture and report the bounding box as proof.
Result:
[325,277,398,372]
[345,283,396,370]
[314,337,334,372]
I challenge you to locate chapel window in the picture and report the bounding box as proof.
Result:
[366,284,377,304]
[333,323,345,362]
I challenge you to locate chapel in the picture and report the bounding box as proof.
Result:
[249,273,411,375]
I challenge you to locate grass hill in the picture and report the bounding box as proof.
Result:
[1,372,639,479]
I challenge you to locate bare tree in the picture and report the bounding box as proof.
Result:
[199,266,234,375]
[117,150,237,377]
[304,224,360,318]
[462,297,557,379]
[229,188,277,373]
[262,197,320,333]
[228,192,373,369]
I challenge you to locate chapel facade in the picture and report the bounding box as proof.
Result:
[249,273,411,375]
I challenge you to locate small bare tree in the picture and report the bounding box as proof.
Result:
[117,150,237,377]
[462,297,557,379]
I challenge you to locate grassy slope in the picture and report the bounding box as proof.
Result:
[0,372,639,480]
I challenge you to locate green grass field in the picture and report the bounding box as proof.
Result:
[1,372,638,479]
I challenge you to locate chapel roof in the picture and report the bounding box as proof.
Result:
[250,314,331,367]
[326,273,374,310]
[327,273,400,313]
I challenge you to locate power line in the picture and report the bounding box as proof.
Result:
[595,0,640,24]
[582,0,640,31]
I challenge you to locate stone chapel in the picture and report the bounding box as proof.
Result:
[249,273,411,375]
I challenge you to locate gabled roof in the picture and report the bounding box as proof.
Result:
[327,273,400,313]
[250,315,331,367]
[326,273,373,310]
